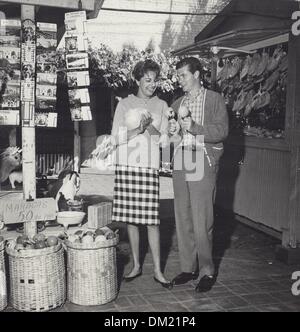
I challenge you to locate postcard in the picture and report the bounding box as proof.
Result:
[67,71,90,87]
[36,73,57,85]
[66,53,89,70]
[0,20,21,38]
[37,62,57,74]
[0,35,20,47]
[22,21,36,45]
[65,35,88,53]
[1,84,20,108]
[36,84,57,98]
[21,63,35,80]
[0,109,20,126]
[21,44,35,63]
[0,69,21,85]
[65,11,87,35]
[35,112,57,128]
[21,81,35,102]
[21,101,34,124]
[68,88,90,106]
[37,22,57,50]
[70,105,92,122]
[65,11,87,21]
[36,96,56,111]
[0,46,20,65]
[36,50,56,63]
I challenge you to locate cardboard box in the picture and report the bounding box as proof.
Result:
[87,202,112,229]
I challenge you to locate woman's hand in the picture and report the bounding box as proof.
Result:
[138,114,152,134]
[168,119,180,136]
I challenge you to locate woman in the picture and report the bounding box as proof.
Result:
[111,59,172,289]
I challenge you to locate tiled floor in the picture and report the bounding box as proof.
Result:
[3,173,300,312]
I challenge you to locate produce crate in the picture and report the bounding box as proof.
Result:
[6,240,66,312]
[66,235,118,306]
[0,240,7,311]
[87,202,112,229]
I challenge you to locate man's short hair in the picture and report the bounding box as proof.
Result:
[132,59,160,81]
[176,57,203,77]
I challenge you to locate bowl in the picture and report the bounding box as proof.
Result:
[57,211,86,230]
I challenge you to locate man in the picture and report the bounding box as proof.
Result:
[169,57,228,292]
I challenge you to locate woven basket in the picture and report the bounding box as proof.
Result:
[0,241,7,311]
[6,240,66,312]
[66,235,119,306]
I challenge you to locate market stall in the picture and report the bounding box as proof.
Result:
[0,1,121,312]
[173,0,300,260]
[0,0,103,237]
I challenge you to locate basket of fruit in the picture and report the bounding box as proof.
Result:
[0,237,7,311]
[6,234,66,312]
[65,227,119,306]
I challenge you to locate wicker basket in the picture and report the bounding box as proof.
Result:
[6,240,66,312]
[66,235,119,306]
[0,240,7,311]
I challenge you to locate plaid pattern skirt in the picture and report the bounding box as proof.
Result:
[112,165,160,225]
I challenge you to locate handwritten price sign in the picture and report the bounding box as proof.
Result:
[1,198,56,224]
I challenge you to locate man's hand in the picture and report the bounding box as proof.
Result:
[168,119,180,136]
[180,117,193,132]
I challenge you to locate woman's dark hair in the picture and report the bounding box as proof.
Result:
[132,59,160,81]
[176,57,204,79]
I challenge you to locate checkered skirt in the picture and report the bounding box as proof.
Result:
[112,165,160,225]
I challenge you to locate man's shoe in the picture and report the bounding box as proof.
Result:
[195,275,216,293]
[172,272,198,286]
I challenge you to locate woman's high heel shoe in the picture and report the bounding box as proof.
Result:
[123,271,142,282]
[153,277,173,290]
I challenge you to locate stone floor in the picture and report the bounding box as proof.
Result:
[2,173,300,312]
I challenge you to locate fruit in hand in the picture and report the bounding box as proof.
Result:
[178,105,191,119]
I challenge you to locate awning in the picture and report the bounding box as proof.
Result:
[172,28,290,58]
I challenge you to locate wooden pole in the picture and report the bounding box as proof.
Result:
[21,4,37,237]
[283,31,300,248]
[74,122,80,172]
[210,48,219,92]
